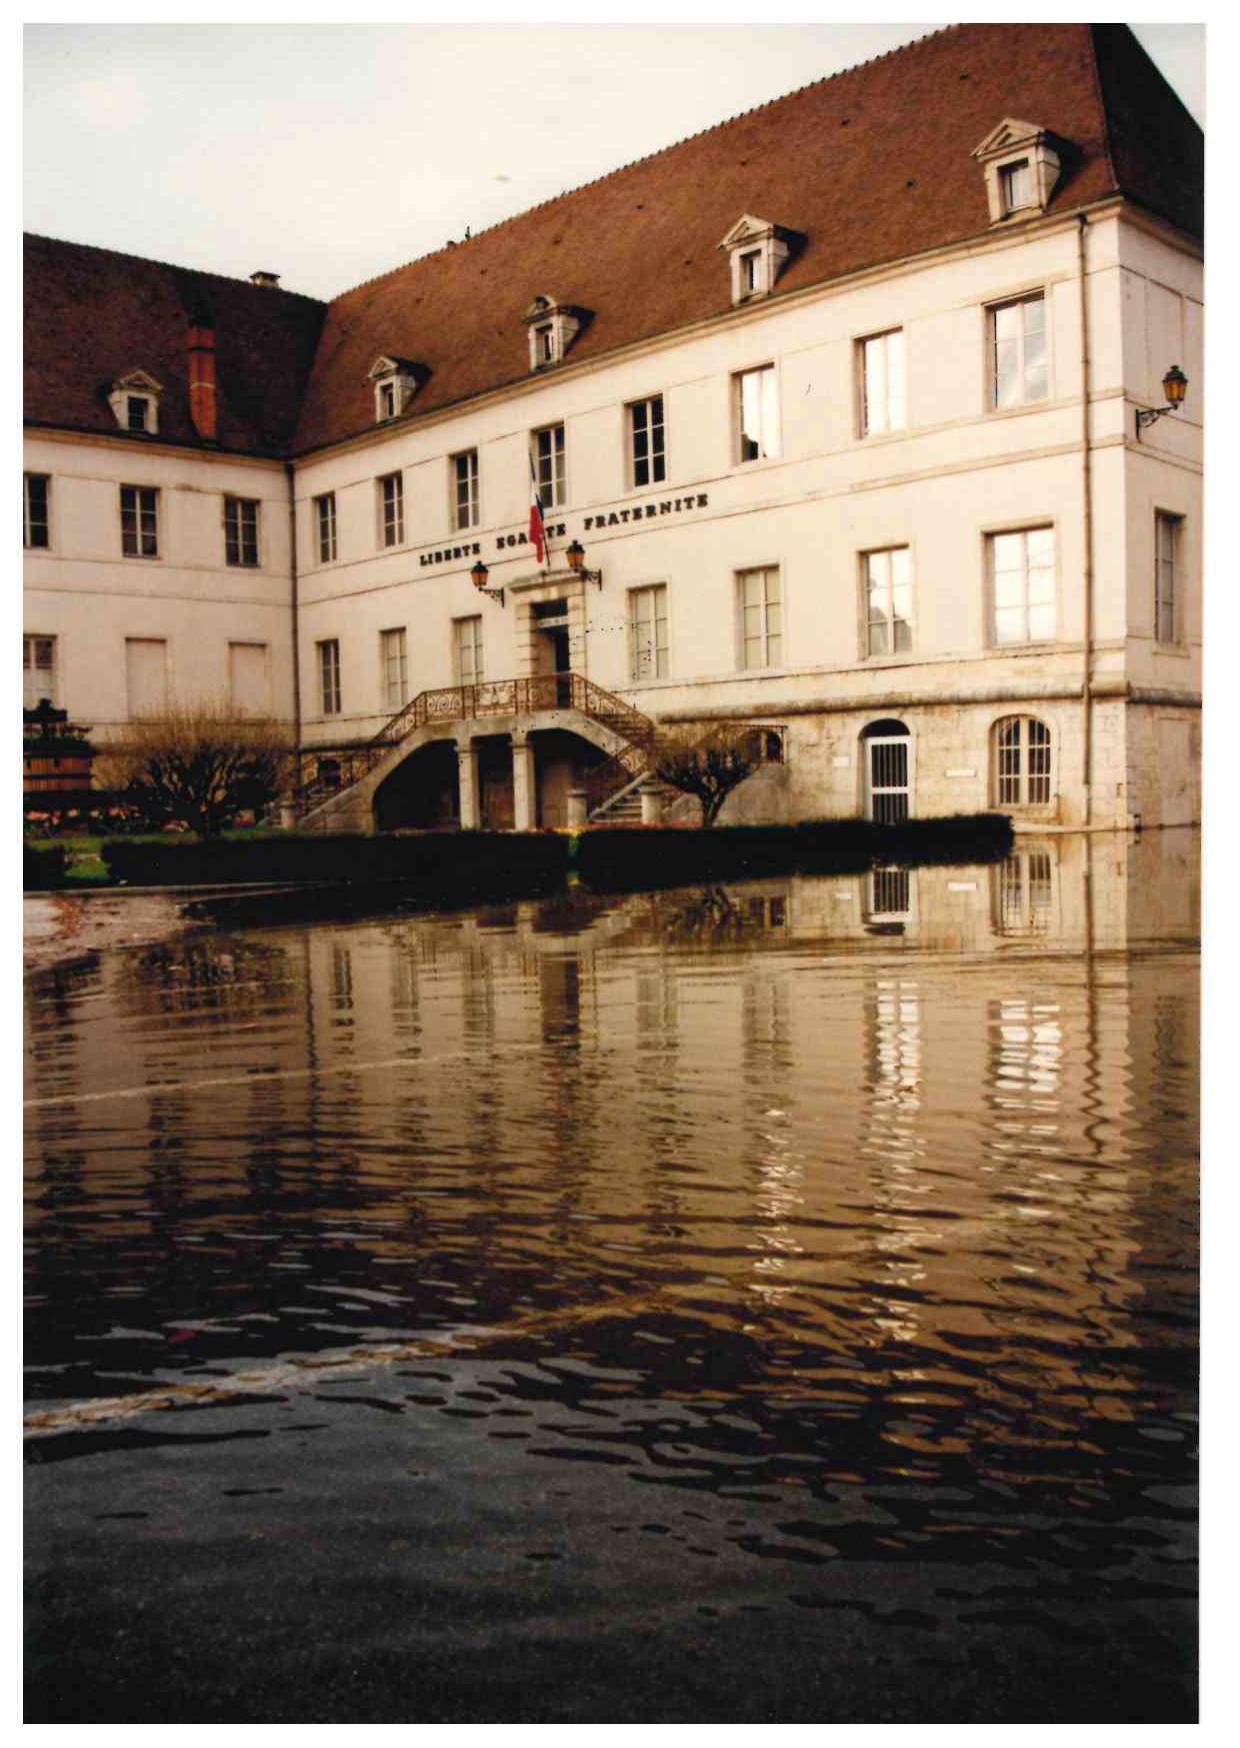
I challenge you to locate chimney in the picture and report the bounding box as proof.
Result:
[187,324,217,442]
[249,270,280,288]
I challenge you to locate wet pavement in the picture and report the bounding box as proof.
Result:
[24,830,1199,1722]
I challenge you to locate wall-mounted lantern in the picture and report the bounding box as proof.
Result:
[1136,365,1189,440]
[565,538,603,587]
[470,557,505,606]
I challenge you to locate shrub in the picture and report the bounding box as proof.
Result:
[95,704,294,838]
[24,844,67,890]
[651,725,761,827]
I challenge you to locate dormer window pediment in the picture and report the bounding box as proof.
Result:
[367,355,429,422]
[718,215,798,306]
[108,370,162,435]
[522,296,587,371]
[971,119,1064,223]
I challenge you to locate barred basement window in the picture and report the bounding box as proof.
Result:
[120,485,159,558]
[224,496,260,567]
[995,716,1052,806]
[316,493,337,563]
[994,849,1053,935]
[24,474,50,549]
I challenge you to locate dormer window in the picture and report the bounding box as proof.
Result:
[107,371,162,435]
[972,120,1064,224]
[523,296,585,371]
[718,215,798,307]
[367,355,428,423]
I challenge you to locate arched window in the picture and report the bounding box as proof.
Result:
[994,716,1051,806]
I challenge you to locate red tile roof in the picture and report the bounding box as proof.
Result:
[23,235,326,455]
[25,26,1201,462]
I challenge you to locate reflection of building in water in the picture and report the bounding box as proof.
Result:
[993,847,1053,937]
[988,997,1063,1160]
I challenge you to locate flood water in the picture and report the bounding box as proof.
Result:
[24,831,1199,1723]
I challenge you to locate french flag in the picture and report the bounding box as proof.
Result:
[528,457,548,567]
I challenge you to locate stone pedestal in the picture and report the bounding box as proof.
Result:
[640,787,662,826]
[566,788,588,829]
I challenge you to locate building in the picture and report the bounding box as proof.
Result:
[23,22,1202,834]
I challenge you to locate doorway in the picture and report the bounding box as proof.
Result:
[533,600,572,706]
[861,720,912,822]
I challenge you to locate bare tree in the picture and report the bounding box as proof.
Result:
[651,725,761,828]
[95,703,294,837]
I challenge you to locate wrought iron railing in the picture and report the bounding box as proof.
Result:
[294,672,659,818]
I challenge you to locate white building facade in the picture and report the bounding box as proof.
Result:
[24,24,1202,834]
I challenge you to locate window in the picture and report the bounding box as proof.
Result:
[378,473,404,548]
[378,381,397,421]
[734,366,779,463]
[532,424,566,509]
[127,395,151,432]
[368,356,425,421]
[995,716,1052,806]
[107,372,162,434]
[536,325,554,364]
[737,565,782,669]
[863,547,913,657]
[454,616,484,686]
[989,526,1055,644]
[228,642,270,714]
[628,585,669,681]
[740,251,761,295]
[523,296,584,370]
[859,329,906,435]
[1000,159,1034,214]
[629,396,666,488]
[24,474,49,549]
[994,849,1052,936]
[224,496,260,567]
[125,638,167,715]
[989,293,1047,409]
[316,492,337,563]
[120,485,159,558]
[453,451,480,531]
[718,215,794,305]
[23,635,56,709]
[380,628,408,711]
[317,639,341,716]
[1156,512,1182,645]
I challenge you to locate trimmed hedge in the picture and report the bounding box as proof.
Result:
[575,815,1014,892]
[100,831,568,893]
[24,844,68,890]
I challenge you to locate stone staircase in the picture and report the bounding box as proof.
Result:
[586,771,679,825]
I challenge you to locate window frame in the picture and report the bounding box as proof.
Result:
[986,523,1057,647]
[119,484,160,560]
[627,583,670,682]
[379,627,408,712]
[627,395,667,490]
[1155,510,1183,647]
[453,615,485,687]
[377,472,405,549]
[223,495,260,568]
[733,364,780,466]
[23,633,57,709]
[999,159,1034,215]
[531,424,567,509]
[23,473,50,550]
[317,638,342,717]
[315,492,337,564]
[452,450,480,532]
[857,328,907,437]
[736,564,783,671]
[860,545,914,659]
[987,290,1049,411]
[993,715,1054,808]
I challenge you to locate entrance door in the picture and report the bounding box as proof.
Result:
[533,601,572,706]
[864,727,911,822]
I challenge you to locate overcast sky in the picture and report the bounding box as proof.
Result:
[23,21,1205,302]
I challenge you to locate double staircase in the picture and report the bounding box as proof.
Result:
[294,671,663,826]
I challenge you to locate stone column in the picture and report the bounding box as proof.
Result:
[456,740,479,830]
[512,731,537,832]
